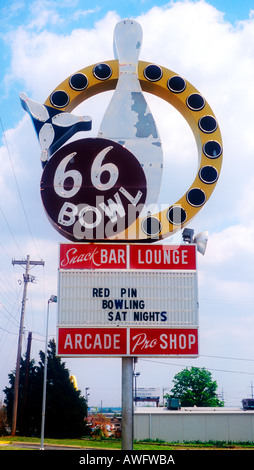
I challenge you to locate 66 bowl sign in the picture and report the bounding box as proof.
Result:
[22,19,222,243]
[41,138,146,241]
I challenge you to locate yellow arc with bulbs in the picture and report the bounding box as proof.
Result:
[44,58,222,241]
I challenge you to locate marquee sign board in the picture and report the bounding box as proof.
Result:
[20,19,223,361]
[21,18,223,449]
[57,243,199,357]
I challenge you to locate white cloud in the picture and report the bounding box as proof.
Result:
[71,8,101,22]
[203,224,254,265]
[6,11,119,100]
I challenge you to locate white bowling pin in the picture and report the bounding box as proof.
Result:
[20,92,92,164]
[98,19,163,208]
[20,92,49,121]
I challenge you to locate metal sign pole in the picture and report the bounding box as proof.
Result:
[121,357,134,450]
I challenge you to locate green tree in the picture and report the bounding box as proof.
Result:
[167,366,224,407]
[0,401,8,435]
[38,339,87,437]
[4,339,87,437]
[4,356,40,435]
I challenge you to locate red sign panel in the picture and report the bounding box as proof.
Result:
[57,327,198,357]
[129,244,196,270]
[59,243,127,270]
[59,243,196,270]
[58,327,127,356]
[130,328,198,355]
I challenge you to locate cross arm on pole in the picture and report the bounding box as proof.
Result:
[12,259,45,266]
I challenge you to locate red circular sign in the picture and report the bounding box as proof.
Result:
[40,138,147,241]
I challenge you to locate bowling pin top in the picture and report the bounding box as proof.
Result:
[113,19,142,68]
[98,19,163,208]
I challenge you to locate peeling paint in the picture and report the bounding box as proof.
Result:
[131,92,158,138]
[152,142,162,147]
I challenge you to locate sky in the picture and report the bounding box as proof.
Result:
[1,0,254,410]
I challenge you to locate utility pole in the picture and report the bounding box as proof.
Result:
[11,255,44,436]
[122,357,134,450]
[20,332,32,429]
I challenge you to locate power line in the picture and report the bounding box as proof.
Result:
[0,240,17,263]
[140,358,254,376]
[0,325,18,335]
[0,304,20,327]
[201,354,254,363]
[0,205,24,258]
[0,117,41,259]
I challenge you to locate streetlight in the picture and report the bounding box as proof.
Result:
[133,372,140,405]
[182,228,208,255]
[85,387,90,406]
[40,295,57,450]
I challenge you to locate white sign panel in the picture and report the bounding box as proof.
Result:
[136,387,160,398]
[58,270,198,327]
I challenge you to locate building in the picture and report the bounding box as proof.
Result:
[86,412,121,437]
[134,406,254,442]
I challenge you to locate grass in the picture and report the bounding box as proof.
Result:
[1,436,254,450]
